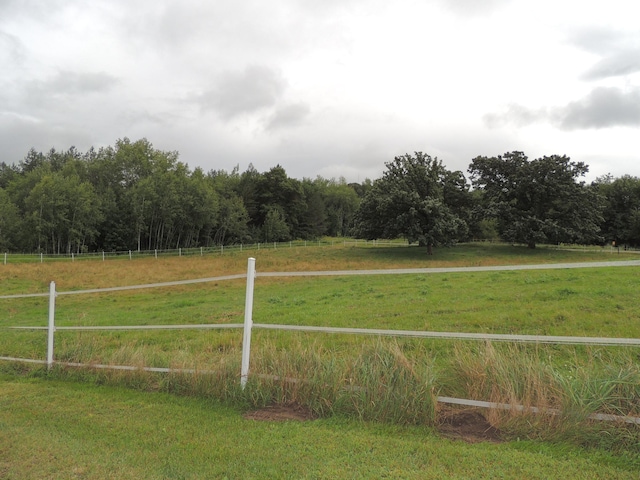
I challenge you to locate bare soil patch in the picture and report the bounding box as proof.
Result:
[243,403,317,422]
[244,404,502,443]
[437,408,503,443]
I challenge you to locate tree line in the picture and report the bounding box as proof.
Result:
[0,138,362,254]
[1,138,639,253]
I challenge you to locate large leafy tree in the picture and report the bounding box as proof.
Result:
[468,152,603,248]
[354,152,469,252]
[593,175,640,247]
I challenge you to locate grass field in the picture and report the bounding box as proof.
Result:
[1,242,639,477]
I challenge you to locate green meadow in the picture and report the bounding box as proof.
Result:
[1,243,639,478]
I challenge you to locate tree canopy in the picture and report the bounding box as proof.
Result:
[0,139,365,253]
[468,152,603,248]
[593,174,640,247]
[354,152,469,252]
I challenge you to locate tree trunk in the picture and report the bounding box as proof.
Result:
[427,243,433,255]
[527,241,536,249]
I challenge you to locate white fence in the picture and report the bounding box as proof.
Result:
[1,239,408,265]
[2,258,640,424]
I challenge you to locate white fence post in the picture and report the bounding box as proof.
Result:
[47,281,56,370]
[241,257,256,389]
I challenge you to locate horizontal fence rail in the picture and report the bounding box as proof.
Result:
[3,259,640,300]
[251,324,640,347]
[254,260,640,278]
[0,274,247,299]
[9,323,640,347]
[436,397,640,425]
[9,324,245,331]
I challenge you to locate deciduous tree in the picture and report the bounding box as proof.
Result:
[468,152,603,248]
[355,152,469,252]
[593,174,640,247]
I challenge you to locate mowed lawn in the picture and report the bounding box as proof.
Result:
[1,374,638,480]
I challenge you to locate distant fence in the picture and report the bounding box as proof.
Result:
[1,239,408,265]
[2,258,640,424]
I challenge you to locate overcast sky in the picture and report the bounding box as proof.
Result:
[1,0,639,183]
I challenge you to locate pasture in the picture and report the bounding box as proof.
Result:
[1,242,639,478]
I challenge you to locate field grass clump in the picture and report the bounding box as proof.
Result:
[245,338,437,424]
[443,341,640,449]
[14,337,438,426]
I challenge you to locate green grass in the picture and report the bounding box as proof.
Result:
[1,374,638,480]
[1,242,640,476]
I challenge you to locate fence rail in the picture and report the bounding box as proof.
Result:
[1,239,408,265]
[2,257,640,424]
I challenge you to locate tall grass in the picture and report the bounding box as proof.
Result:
[18,332,638,443]
[443,341,640,445]
[42,337,439,425]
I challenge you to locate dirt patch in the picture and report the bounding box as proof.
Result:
[437,409,503,443]
[243,404,502,443]
[243,404,317,422]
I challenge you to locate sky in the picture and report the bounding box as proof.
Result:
[1,0,639,183]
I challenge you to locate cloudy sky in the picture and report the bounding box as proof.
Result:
[1,0,639,182]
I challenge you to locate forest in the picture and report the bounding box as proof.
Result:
[0,138,639,254]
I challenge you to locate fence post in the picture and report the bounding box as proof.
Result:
[3,252,6,265]
[102,251,105,262]
[47,281,56,370]
[241,257,256,389]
